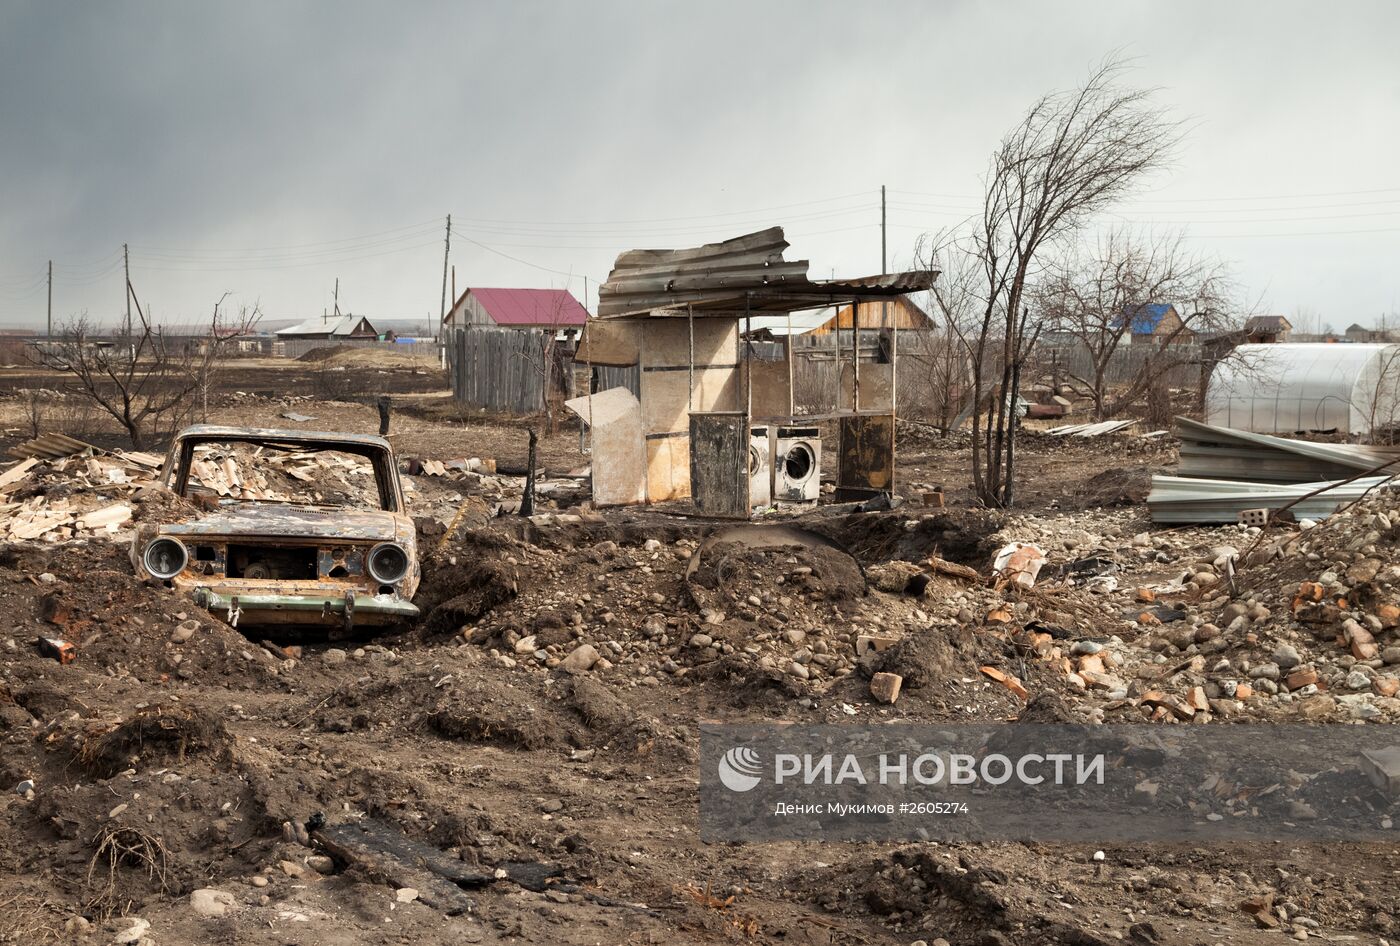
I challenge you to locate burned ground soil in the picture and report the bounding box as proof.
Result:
[2,367,1400,945]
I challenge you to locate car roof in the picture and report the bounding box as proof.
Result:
[172,424,394,452]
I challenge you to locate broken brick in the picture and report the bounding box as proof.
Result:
[1286,668,1318,690]
[869,672,903,704]
[979,665,1028,700]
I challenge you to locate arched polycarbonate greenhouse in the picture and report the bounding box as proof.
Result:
[1205,343,1400,437]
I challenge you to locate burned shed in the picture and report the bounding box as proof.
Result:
[571,227,935,518]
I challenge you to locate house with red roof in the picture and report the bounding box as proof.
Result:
[443,287,588,334]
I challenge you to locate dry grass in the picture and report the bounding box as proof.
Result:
[0,892,65,943]
[680,882,760,938]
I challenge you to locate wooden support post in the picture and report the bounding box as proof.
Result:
[852,299,860,414]
[785,310,794,420]
[687,304,695,411]
[744,294,752,419]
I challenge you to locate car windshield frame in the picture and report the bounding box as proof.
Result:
[166,433,402,513]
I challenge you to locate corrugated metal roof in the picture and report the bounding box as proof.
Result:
[466,288,588,327]
[596,227,935,318]
[275,314,374,337]
[176,425,393,450]
[1147,474,1392,524]
[1177,416,1400,483]
[1044,420,1139,437]
[1243,315,1291,333]
[1110,303,1176,334]
[7,432,94,460]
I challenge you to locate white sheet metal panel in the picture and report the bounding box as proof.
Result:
[1176,415,1400,483]
[1146,474,1393,523]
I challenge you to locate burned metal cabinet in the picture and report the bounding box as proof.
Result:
[689,412,750,518]
[835,414,895,501]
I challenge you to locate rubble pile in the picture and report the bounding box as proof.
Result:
[0,449,160,542]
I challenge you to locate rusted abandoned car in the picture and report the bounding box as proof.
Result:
[130,425,420,630]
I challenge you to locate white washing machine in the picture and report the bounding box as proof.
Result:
[749,425,771,508]
[770,426,821,503]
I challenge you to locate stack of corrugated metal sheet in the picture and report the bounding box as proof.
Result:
[1176,416,1400,483]
[1044,419,1139,437]
[1147,474,1393,524]
[7,433,95,461]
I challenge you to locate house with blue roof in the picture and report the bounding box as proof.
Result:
[1111,303,1194,345]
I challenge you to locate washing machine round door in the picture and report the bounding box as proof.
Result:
[783,442,816,483]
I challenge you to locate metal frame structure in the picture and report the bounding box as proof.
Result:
[590,228,937,518]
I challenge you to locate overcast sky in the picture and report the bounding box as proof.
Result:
[1,0,1397,331]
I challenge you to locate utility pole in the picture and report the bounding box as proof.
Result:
[332,277,340,321]
[46,260,52,338]
[123,243,131,337]
[439,214,451,324]
[880,184,887,274]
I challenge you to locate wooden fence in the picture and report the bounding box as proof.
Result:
[449,326,1206,423]
[448,326,571,414]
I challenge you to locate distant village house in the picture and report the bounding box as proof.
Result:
[274,314,380,341]
[1242,315,1292,344]
[1114,303,1195,344]
[443,287,588,336]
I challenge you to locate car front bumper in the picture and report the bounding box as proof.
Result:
[192,586,420,626]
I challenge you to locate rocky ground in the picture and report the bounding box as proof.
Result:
[1,365,1399,945]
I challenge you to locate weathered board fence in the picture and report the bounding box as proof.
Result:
[448,326,571,414]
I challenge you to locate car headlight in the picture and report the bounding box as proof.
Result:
[367,542,409,584]
[143,537,188,579]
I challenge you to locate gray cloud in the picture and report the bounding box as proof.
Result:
[2,0,1397,329]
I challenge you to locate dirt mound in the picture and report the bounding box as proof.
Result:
[865,626,957,689]
[685,541,865,612]
[1076,466,1154,507]
[821,509,1003,567]
[298,345,433,368]
[76,704,232,778]
[415,528,523,634]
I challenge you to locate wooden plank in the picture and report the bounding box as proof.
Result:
[312,818,562,915]
[688,412,749,518]
[312,820,477,916]
[0,457,39,492]
[10,512,73,540]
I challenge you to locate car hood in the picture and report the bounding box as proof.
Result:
[159,503,405,542]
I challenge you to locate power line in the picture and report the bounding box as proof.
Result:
[449,191,872,227]
[129,238,446,272]
[128,217,444,253]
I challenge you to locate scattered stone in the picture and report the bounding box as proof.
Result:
[869,672,903,704]
[1273,643,1302,670]
[190,887,237,918]
[560,644,601,673]
[111,918,151,944]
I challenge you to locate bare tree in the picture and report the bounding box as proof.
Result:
[32,297,258,449]
[911,235,981,431]
[930,57,1181,507]
[1034,227,1231,420]
[515,289,577,436]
